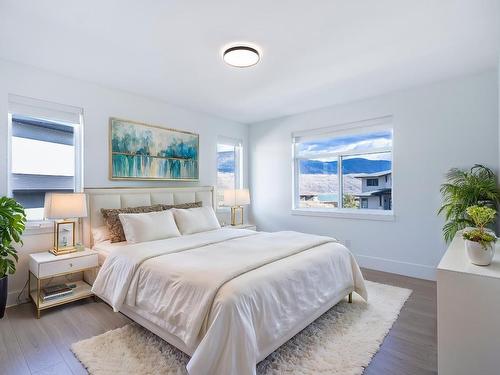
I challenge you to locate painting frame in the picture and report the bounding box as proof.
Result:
[109,117,200,181]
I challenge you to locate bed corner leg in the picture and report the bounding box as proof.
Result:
[348,292,353,303]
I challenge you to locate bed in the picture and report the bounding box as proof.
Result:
[83,186,367,375]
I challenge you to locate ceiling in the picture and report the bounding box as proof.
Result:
[1,0,499,124]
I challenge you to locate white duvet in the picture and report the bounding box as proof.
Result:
[92,228,367,375]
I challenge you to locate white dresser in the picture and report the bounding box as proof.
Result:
[437,234,500,375]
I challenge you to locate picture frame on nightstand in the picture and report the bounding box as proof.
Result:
[54,220,75,253]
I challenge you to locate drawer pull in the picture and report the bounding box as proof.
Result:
[69,263,73,267]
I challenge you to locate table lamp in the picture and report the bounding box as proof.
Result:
[44,193,87,255]
[223,189,250,226]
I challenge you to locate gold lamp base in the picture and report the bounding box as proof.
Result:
[51,220,77,256]
[230,206,244,226]
[49,247,77,256]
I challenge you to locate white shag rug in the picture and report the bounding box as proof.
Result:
[71,281,411,375]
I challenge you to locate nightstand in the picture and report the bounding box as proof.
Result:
[224,223,257,231]
[29,249,98,318]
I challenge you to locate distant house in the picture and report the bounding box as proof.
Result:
[352,170,392,210]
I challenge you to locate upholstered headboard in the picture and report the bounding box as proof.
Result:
[83,186,214,247]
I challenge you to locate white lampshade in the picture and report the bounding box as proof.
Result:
[44,193,88,219]
[223,189,250,207]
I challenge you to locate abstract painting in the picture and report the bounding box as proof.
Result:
[109,118,199,180]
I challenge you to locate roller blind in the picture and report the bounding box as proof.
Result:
[8,94,82,125]
[292,116,392,143]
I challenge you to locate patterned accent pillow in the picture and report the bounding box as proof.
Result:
[160,201,202,211]
[101,201,203,243]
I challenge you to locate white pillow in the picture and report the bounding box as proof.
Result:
[118,210,181,243]
[92,226,110,244]
[173,206,221,235]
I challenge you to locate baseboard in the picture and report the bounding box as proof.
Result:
[6,289,29,307]
[356,254,436,281]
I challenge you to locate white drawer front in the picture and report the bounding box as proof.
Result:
[38,254,98,278]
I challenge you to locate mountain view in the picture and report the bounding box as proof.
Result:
[218,152,391,175]
[299,157,392,207]
[217,151,235,173]
[300,158,391,174]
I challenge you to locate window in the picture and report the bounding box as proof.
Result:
[8,95,83,222]
[216,137,242,208]
[292,117,393,214]
[361,198,368,209]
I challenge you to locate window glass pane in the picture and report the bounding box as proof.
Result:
[217,144,236,207]
[342,151,392,210]
[298,157,339,208]
[297,129,392,157]
[294,124,393,212]
[24,207,45,221]
[10,115,77,220]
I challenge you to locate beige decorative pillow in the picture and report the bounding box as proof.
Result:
[91,225,110,244]
[101,202,203,243]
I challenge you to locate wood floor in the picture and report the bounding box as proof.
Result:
[0,268,436,375]
[361,269,437,375]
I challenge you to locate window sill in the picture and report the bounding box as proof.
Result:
[23,221,54,236]
[290,208,394,221]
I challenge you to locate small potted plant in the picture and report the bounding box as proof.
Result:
[0,197,26,318]
[462,205,497,266]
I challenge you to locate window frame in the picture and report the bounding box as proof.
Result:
[216,136,243,211]
[7,102,84,231]
[291,116,394,221]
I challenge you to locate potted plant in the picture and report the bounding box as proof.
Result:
[463,205,497,266]
[0,197,26,318]
[438,164,500,243]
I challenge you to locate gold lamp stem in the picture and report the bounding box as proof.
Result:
[230,206,244,226]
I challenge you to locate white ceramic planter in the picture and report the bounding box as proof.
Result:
[465,239,495,266]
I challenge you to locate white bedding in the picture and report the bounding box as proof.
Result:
[92,240,128,265]
[92,228,367,375]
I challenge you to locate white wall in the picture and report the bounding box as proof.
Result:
[249,70,499,280]
[0,59,248,305]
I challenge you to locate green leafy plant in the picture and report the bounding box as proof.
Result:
[0,197,26,278]
[343,194,359,209]
[466,205,496,230]
[462,205,497,249]
[438,164,500,243]
[463,229,496,246]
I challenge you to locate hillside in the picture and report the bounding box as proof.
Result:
[300,157,391,174]
[299,174,361,196]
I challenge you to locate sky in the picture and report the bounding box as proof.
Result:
[298,130,392,161]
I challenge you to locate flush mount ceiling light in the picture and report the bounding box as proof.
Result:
[222,44,261,68]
